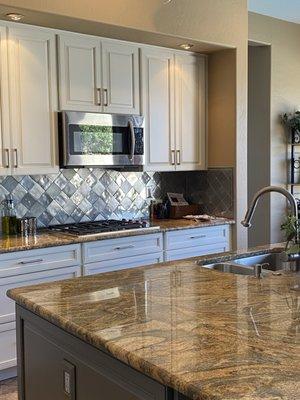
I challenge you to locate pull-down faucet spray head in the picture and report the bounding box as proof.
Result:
[242,186,299,243]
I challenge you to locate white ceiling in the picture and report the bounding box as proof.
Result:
[248,0,300,24]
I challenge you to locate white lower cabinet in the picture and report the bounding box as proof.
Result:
[82,233,163,275]
[0,244,81,377]
[0,322,16,372]
[164,225,231,261]
[84,253,163,275]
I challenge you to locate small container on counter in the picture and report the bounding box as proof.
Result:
[1,196,18,236]
[18,218,29,237]
[18,216,37,237]
[28,217,37,236]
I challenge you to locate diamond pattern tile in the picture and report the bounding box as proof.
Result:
[0,168,233,227]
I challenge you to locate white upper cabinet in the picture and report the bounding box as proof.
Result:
[0,22,206,176]
[58,33,102,112]
[142,47,207,172]
[8,25,58,175]
[102,41,139,114]
[58,34,140,115]
[175,53,206,171]
[0,26,10,176]
[141,47,175,171]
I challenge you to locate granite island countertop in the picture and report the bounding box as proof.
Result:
[8,243,300,400]
[0,217,235,254]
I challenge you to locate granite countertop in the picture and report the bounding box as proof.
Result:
[150,217,235,231]
[0,217,235,254]
[8,243,300,400]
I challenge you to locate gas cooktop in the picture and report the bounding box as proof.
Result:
[48,219,158,237]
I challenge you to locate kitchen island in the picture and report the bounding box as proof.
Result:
[7,245,300,400]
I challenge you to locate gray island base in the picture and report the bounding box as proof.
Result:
[16,306,189,400]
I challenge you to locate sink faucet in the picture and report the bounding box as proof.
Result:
[242,186,299,244]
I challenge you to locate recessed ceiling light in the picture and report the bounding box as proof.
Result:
[179,43,194,50]
[6,13,24,21]
[163,0,173,4]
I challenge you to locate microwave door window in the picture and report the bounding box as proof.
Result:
[69,125,129,155]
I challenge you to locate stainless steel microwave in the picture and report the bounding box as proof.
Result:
[58,111,144,168]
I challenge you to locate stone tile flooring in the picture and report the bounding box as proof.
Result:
[0,379,17,400]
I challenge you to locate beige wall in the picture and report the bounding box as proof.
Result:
[249,12,300,243]
[208,49,236,167]
[0,0,249,248]
[248,45,271,246]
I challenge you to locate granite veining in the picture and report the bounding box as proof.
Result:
[8,244,300,400]
[151,217,235,231]
[0,218,235,254]
[0,379,17,400]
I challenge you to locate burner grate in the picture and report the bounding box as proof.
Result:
[48,219,148,236]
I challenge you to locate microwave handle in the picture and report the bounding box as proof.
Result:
[128,120,135,161]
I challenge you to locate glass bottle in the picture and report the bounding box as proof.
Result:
[1,196,18,236]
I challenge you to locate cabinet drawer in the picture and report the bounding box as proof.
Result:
[0,322,16,371]
[83,234,163,264]
[0,244,81,278]
[84,252,163,275]
[165,226,230,251]
[0,265,80,325]
[165,243,230,262]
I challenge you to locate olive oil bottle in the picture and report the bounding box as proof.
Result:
[1,196,18,236]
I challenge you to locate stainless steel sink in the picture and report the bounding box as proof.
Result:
[232,253,284,271]
[204,263,255,276]
[197,252,293,276]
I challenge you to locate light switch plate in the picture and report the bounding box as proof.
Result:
[62,359,76,400]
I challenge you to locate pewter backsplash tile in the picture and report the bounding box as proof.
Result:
[0,168,233,227]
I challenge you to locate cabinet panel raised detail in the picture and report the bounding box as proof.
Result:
[142,47,175,171]
[58,33,101,112]
[102,41,140,114]
[8,26,58,175]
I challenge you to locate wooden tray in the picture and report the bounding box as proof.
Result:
[169,204,201,219]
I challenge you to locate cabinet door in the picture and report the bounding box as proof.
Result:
[0,322,16,371]
[142,47,175,171]
[84,252,164,275]
[0,25,11,175]
[175,53,207,171]
[58,33,102,112]
[0,266,80,372]
[102,40,139,114]
[0,265,81,327]
[8,26,58,175]
[165,243,229,262]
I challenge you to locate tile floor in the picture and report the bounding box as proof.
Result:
[0,379,17,400]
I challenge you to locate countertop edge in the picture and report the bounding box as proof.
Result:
[0,218,235,255]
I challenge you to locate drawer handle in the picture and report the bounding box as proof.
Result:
[103,88,108,107]
[114,245,135,251]
[190,235,206,239]
[96,88,101,106]
[13,148,18,168]
[4,149,10,168]
[18,258,43,265]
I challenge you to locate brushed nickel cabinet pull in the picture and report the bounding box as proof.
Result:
[176,150,181,165]
[18,258,43,265]
[114,245,135,251]
[96,88,101,106]
[190,235,206,239]
[4,149,9,168]
[171,150,175,165]
[103,89,108,107]
[13,148,18,168]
